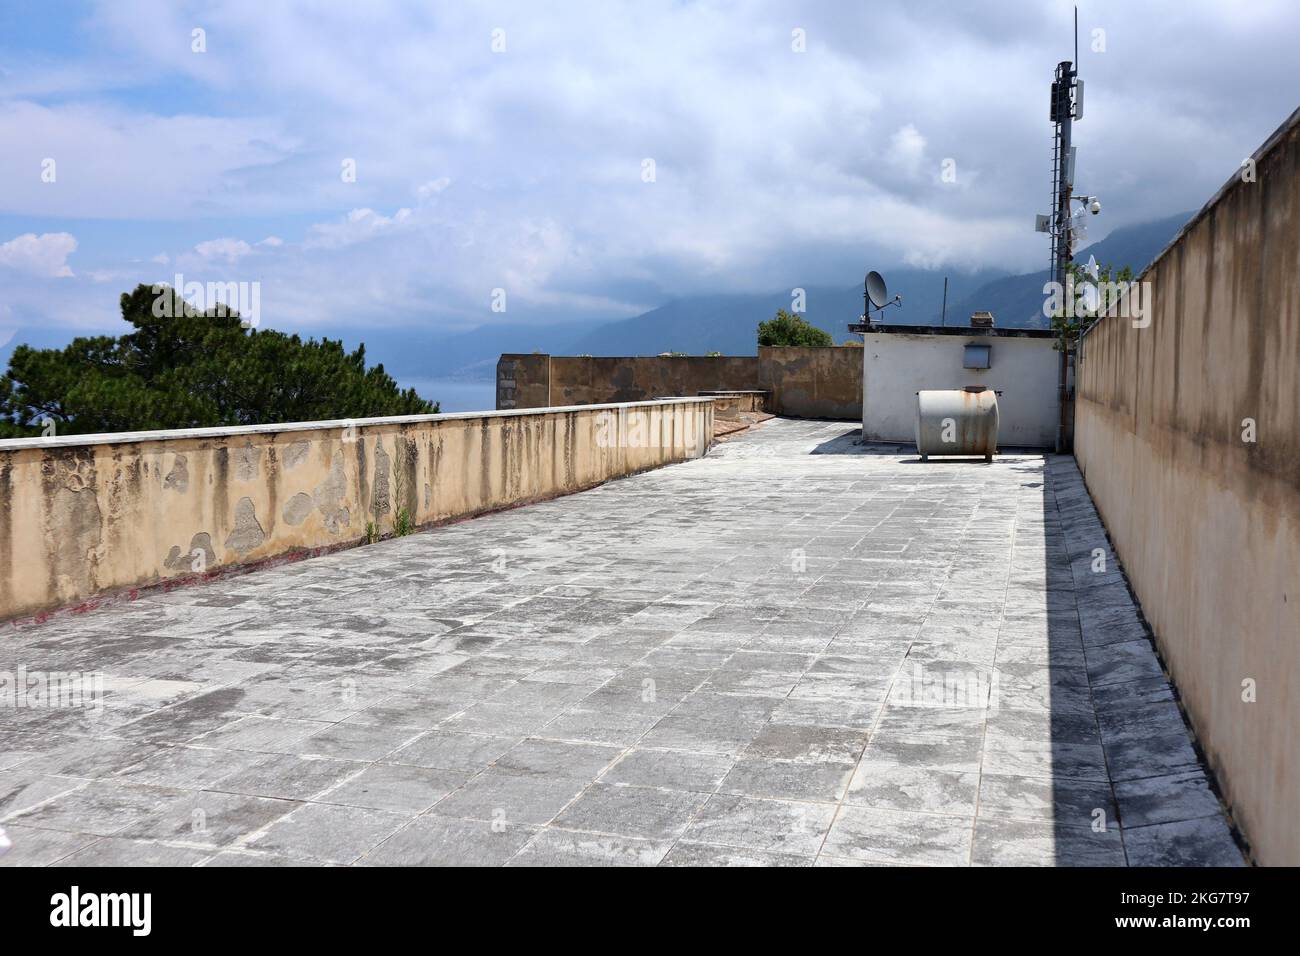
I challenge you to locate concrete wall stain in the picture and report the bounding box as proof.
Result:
[0,462,10,612]
[283,440,310,470]
[354,436,369,521]
[164,454,189,493]
[224,497,266,555]
[282,492,314,526]
[164,532,215,573]
[233,443,261,482]
[312,448,350,534]
[398,435,418,518]
[264,443,279,537]
[213,445,229,540]
[479,417,492,506]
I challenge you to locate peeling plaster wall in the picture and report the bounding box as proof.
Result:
[0,398,714,621]
[1075,109,1300,865]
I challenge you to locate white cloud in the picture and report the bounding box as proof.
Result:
[888,124,928,179]
[416,178,452,200]
[0,232,77,277]
[194,238,253,262]
[3,0,1298,336]
[304,207,414,249]
[0,101,292,219]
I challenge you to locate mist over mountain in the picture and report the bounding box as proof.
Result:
[943,212,1194,330]
[502,211,1194,364]
[561,268,1002,358]
[332,320,606,384]
[0,213,1194,389]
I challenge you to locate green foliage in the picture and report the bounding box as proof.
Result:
[839,339,864,348]
[390,439,414,537]
[0,284,437,437]
[364,521,380,545]
[1049,261,1135,352]
[757,310,832,347]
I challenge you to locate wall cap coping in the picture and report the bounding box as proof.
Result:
[849,323,1057,339]
[548,354,760,359]
[0,396,715,452]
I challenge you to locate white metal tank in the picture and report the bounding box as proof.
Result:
[915,387,999,461]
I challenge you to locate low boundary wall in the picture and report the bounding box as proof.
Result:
[498,347,862,420]
[0,398,714,622]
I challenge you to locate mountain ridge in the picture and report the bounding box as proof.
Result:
[542,211,1193,361]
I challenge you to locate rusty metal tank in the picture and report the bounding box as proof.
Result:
[915,387,999,461]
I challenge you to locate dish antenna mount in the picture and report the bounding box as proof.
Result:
[863,270,902,323]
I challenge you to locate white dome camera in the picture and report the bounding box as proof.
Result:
[1089,198,1101,215]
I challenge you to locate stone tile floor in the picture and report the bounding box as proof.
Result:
[0,419,1245,866]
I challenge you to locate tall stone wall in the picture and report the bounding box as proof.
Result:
[1074,108,1300,864]
[758,345,862,420]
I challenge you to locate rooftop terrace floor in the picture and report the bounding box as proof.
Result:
[0,419,1244,866]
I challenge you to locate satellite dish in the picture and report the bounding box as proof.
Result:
[1080,283,1101,315]
[865,271,889,309]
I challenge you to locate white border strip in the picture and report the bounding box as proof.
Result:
[0,396,716,451]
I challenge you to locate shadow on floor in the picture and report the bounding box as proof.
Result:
[810,428,1050,461]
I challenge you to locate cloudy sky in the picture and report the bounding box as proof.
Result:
[1,0,1296,343]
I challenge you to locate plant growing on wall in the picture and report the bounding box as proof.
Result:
[0,284,438,437]
[757,310,832,347]
[1049,261,1134,352]
[390,437,415,537]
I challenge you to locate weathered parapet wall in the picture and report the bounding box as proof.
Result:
[698,390,770,419]
[758,345,862,420]
[548,355,761,407]
[0,398,714,622]
[1075,108,1300,865]
[499,348,861,420]
[496,353,551,409]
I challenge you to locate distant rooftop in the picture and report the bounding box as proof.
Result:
[848,323,1056,338]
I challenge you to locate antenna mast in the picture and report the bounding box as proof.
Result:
[1049,7,1083,452]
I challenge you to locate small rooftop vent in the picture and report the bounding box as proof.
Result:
[970,311,995,329]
